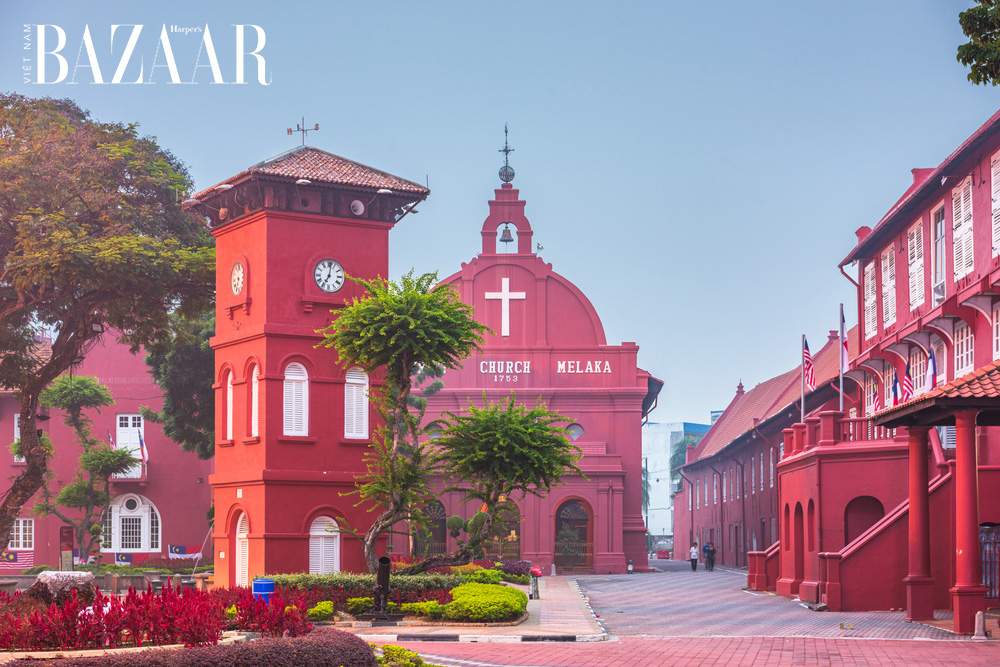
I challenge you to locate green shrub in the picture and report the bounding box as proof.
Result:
[269,572,463,597]
[464,568,502,584]
[225,604,238,620]
[308,600,335,621]
[500,573,530,585]
[348,597,373,616]
[22,565,53,576]
[443,583,528,622]
[401,600,444,619]
[378,643,427,667]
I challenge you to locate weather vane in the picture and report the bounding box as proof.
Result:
[498,123,515,183]
[287,117,319,146]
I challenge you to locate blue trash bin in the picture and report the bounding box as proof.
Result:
[252,578,274,604]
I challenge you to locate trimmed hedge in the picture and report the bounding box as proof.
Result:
[400,600,444,620]
[463,569,502,585]
[307,600,335,621]
[8,629,377,667]
[267,573,459,606]
[442,583,527,623]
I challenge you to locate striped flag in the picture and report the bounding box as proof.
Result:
[902,361,913,401]
[803,338,816,391]
[0,550,33,571]
[873,383,882,412]
[107,429,115,447]
[892,370,900,407]
[168,544,203,560]
[137,429,147,465]
[924,347,938,393]
[840,310,849,373]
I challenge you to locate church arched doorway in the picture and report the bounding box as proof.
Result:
[554,499,593,572]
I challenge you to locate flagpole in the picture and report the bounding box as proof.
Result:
[801,334,806,424]
[839,303,844,412]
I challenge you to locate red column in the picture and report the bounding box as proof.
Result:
[904,426,933,621]
[951,411,986,634]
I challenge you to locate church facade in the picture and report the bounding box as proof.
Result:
[389,179,662,574]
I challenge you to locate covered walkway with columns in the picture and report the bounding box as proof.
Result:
[874,360,1000,634]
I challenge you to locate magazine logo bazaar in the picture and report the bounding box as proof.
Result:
[21,24,271,85]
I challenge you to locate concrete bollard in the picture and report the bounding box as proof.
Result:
[974,610,987,639]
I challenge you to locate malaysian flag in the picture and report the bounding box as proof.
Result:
[803,338,816,391]
[902,361,914,401]
[924,347,938,393]
[115,553,150,564]
[892,370,900,407]
[168,544,203,560]
[873,383,882,412]
[0,550,33,571]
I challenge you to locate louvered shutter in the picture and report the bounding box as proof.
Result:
[908,223,924,309]
[225,372,233,441]
[283,363,308,436]
[309,536,321,574]
[881,246,895,326]
[864,262,877,339]
[250,366,259,438]
[992,153,1000,257]
[954,185,966,279]
[140,504,151,552]
[236,514,249,587]
[963,179,975,275]
[322,535,339,573]
[344,368,368,439]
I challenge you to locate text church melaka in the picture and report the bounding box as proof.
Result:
[195,144,662,585]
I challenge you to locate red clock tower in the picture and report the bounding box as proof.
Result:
[188,146,428,586]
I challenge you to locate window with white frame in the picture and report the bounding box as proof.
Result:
[688,482,693,510]
[881,246,896,327]
[750,456,755,493]
[283,362,309,436]
[864,261,878,339]
[759,454,764,491]
[994,303,1000,361]
[713,474,717,504]
[883,367,896,403]
[955,321,974,377]
[769,448,774,487]
[953,177,975,280]
[309,516,341,574]
[102,494,160,553]
[864,375,878,416]
[932,206,946,304]
[696,479,700,509]
[115,414,143,479]
[12,414,22,463]
[723,471,727,502]
[225,371,234,441]
[907,221,924,309]
[992,151,1000,257]
[9,518,32,550]
[704,476,709,506]
[729,468,734,500]
[250,365,260,438]
[344,367,369,439]
[910,348,928,396]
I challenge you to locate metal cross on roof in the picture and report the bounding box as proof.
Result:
[287,117,319,146]
[499,124,515,183]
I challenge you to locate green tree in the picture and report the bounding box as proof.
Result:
[958,1,1000,85]
[0,93,214,551]
[29,376,137,561]
[399,394,581,573]
[141,312,215,459]
[318,271,488,572]
[670,435,698,499]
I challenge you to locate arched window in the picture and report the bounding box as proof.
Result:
[309,516,340,574]
[344,367,368,439]
[566,423,585,441]
[102,494,161,553]
[225,371,234,441]
[283,363,309,436]
[236,513,249,587]
[250,365,260,438]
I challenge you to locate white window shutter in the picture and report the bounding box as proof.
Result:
[226,373,234,441]
[992,153,1000,257]
[344,368,368,439]
[141,505,151,552]
[251,367,259,438]
[236,514,249,587]
[283,363,308,436]
[881,247,895,327]
[309,537,321,574]
[323,536,339,573]
[908,224,924,309]
[864,262,877,339]
[954,185,966,280]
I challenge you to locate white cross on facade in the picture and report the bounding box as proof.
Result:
[485,277,526,337]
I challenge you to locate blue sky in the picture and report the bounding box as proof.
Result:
[3,1,997,423]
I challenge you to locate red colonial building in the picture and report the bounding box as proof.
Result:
[0,336,213,570]
[388,175,662,574]
[193,146,429,587]
[741,109,1000,634]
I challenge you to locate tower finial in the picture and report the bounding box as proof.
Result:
[498,123,515,183]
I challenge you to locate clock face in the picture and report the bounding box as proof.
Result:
[231,262,245,296]
[314,258,345,293]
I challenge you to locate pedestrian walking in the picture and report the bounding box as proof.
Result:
[689,542,699,571]
[705,542,716,571]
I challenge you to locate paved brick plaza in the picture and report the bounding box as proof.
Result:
[383,560,1000,666]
